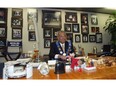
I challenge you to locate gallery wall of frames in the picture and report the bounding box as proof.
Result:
[0,8,103,48]
[42,10,102,48]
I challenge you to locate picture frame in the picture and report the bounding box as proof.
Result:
[0,8,7,24]
[91,14,98,25]
[96,33,102,43]
[11,17,23,28]
[28,31,36,41]
[82,34,88,42]
[0,39,6,46]
[12,28,22,39]
[81,13,88,24]
[89,35,96,42]
[28,22,35,30]
[96,27,100,33]
[53,28,60,38]
[91,27,96,33]
[42,10,61,28]
[64,23,71,32]
[43,28,52,38]
[65,12,77,23]
[75,34,81,43]
[66,33,73,42]
[72,23,79,33]
[81,24,89,34]
[44,38,51,48]
[12,8,23,18]
[0,26,7,38]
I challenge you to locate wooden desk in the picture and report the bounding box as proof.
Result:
[10,66,116,80]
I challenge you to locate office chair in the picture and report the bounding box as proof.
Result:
[6,41,22,60]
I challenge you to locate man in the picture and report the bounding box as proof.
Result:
[49,31,75,61]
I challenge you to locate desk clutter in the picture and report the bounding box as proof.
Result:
[2,55,116,79]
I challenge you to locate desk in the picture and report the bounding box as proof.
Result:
[10,66,116,80]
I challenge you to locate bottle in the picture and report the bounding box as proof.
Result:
[93,46,97,54]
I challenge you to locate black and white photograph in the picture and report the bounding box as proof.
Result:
[0,26,6,38]
[64,23,71,32]
[65,12,77,23]
[12,28,22,39]
[28,31,36,41]
[75,34,81,42]
[44,39,51,48]
[0,8,7,24]
[82,34,88,42]
[72,23,79,33]
[89,35,96,42]
[96,33,102,43]
[12,8,23,18]
[11,17,23,28]
[42,10,61,28]
[53,28,60,38]
[81,24,89,34]
[0,39,6,46]
[66,33,73,42]
[91,14,98,25]
[43,28,52,38]
[81,13,88,24]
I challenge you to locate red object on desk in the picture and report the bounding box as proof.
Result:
[71,58,79,69]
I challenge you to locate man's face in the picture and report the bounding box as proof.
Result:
[57,32,67,44]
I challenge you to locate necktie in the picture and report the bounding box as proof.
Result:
[62,44,65,52]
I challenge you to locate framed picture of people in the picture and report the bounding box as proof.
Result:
[91,14,98,25]
[82,34,88,43]
[44,38,51,48]
[96,33,102,43]
[12,28,22,39]
[81,13,88,24]
[72,23,79,33]
[81,24,89,34]
[28,31,36,41]
[65,12,77,23]
[0,8,7,24]
[64,23,71,32]
[0,26,7,38]
[42,10,61,28]
[66,33,73,42]
[53,28,60,38]
[43,28,52,38]
[12,8,23,18]
[89,35,96,42]
[75,34,81,43]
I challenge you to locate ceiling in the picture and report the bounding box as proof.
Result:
[46,7,116,14]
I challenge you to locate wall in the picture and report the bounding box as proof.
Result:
[7,8,111,56]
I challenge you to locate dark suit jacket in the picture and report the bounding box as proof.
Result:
[49,41,74,60]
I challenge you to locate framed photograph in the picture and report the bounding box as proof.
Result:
[0,39,6,46]
[65,12,77,23]
[81,24,89,34]
[11,17,23,28]
[89,35,96,42]
[64,23,71,32]
[0,8,7,24]
[91,14,98,25]
[43,28,52,38]
[53,28,60,38]
[72,23,79,33]
[12,8,23,18]
[96,33,102,43]
[66,33,73,42]
[81,13,88,24]
[82,34,88,42]
[0,26,7,38]
[75,34,81,43]
[44,38,51,48]
[28,31,36,41]
[96,27,100,33]
[27,9,38,22]
[12,28,22,39]
[42,10,61,28]
[91,27,96,33]
[28,22,35,30]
